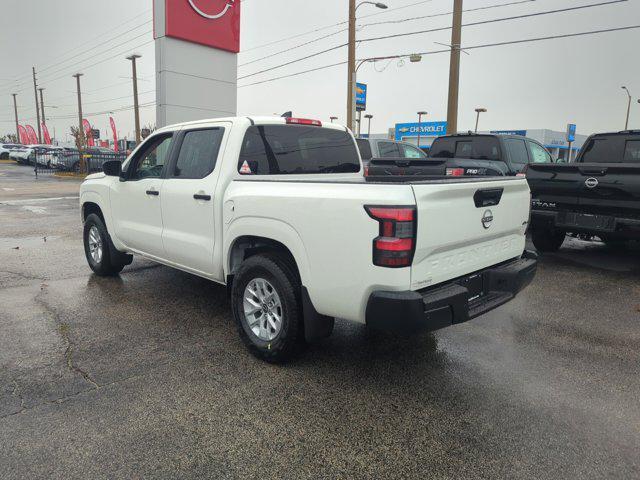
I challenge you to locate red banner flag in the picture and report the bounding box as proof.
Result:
[18,125,29,144]
[109,116,119,152]
[82,119,94,147]
[25,125,38,144]
[42,123,52,144]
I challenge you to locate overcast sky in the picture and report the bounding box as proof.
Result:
[1,0,639,142]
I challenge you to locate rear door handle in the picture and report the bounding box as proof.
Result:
[193,193,211,201]
[146,189,159,196]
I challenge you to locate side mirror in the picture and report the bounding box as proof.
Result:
[103,160,122,177]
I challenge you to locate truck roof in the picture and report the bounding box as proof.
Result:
[155,116,348,133]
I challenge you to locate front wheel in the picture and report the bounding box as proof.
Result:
[83,213,132,276]
[530,227,565,252]
[231,254,304,363]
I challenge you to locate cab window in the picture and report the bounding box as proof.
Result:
[172,128,225,179]
[378,142,401,157]
[528,142,552,163]
[401,144,427,159]
[504,138,529,166]
[129,134,173,180]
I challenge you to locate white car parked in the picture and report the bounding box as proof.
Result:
[80,116,537,362]
[0,143,22,159]
[9,145,34,163]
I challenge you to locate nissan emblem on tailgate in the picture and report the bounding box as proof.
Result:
[482,210,494,229]
[585,177,599,189]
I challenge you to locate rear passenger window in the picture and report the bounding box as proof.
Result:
[504,138,529,165]
[623,140,640,162]
[356,138,373,160]
[173,128,224,179]
[238,125,360,175]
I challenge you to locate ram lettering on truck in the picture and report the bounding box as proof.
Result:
[80,116,537,362]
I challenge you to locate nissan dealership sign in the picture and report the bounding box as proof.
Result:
[164,0,241,52]
[154,0,241,126]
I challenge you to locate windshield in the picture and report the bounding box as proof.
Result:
[430,136,501,161]
[580,135,640,163]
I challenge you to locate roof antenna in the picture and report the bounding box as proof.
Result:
[281,111,292,118]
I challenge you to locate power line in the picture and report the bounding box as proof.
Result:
[238,0,540,69]
[238,0,627,80]
[238,24,640,88]
[240,0,433,53]
[0,10,152,89]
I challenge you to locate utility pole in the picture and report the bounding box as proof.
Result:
[446,0,463,135]
[347,0,356,133]
[38,88,46,128]
[73,73,85,172]
[127,54,142,144]
[32,67,42,143]
[11,94,19,143]
[330,116,338,123]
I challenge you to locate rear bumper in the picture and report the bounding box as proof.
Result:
[531,209,640,236]
[365,251,537,333]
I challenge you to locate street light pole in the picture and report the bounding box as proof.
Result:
[622,86,631,130]
[365,114,373,137]
[474,107,487,133]
[73,73,85,172]
[446,0,463,135]
[32,67,42,143]
[347,1,387,133]
[127,54,142,144]
[417,111,427,148]
[11,94,19,143]
[330,116,338,123]
[38,88,46,129]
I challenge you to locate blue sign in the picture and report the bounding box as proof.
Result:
[566,123,576,143]
[490,130,527,137]
[395,121,447,141]
[356,83,367,111]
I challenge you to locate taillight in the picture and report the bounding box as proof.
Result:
[446,167,464,176]
[365,206,417,268]
[363,164,369,176]
[285,118,322,127]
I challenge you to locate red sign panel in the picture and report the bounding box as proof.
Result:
[164,0,241,53]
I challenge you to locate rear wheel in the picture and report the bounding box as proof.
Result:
[531,227,565,252]
[83,213,132,276]
[231,254,304,363]
[0,152,8,159]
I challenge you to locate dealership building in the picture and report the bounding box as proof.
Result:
[391,121,589,162]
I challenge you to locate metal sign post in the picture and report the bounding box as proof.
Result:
[566,123,576,162]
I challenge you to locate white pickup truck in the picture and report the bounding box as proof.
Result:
[80,116,537,362]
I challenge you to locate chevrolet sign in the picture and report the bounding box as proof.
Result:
[395,121,448,141]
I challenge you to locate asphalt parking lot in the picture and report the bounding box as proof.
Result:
[1,162,639,479]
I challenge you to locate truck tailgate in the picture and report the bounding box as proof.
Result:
[410,178,530,290]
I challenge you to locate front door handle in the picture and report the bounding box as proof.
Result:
[193,193,212,201]
[146,189,159,196]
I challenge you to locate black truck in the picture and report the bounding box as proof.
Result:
[429,133,554,176]
[526,130,640,251]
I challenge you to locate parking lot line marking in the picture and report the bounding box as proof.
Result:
[0,196,79,205]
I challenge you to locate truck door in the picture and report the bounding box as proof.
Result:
[160,124,228,278]
[110,133,174,258]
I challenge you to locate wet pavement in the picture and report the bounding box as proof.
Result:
[1,163,639,479]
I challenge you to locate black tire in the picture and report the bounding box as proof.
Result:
[530,227,565,252]
[72,161,80,174]
[83,213,132,276]
[0,152,8,159]
[231,253,304,363]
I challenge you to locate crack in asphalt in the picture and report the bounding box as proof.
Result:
[9,379,26,416]
[33,284,101,390]
[0,371,152,420]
